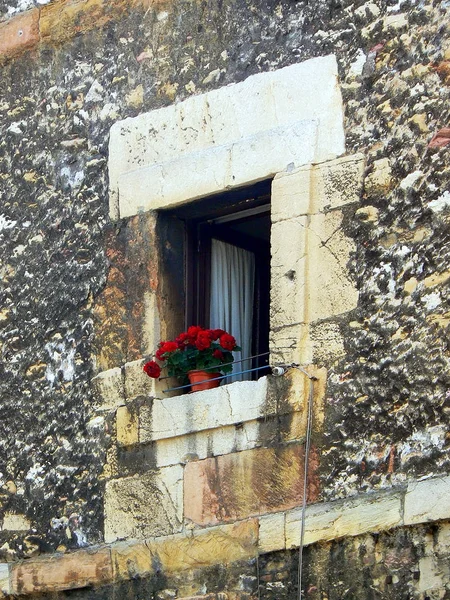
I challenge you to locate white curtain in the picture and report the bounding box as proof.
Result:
[210,238,255,383]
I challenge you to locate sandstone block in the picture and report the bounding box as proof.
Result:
[272,153,365,221]
[118,121,318,218]
[306,211,358,322]
[184,445,319,526]
[110,56,345,219]
[140,377,269,443]
[153,420,261,468]
[0,10,39,62]
[259,512,286,553]
[285,491,402,548]
[116,405,138,447]
[365,158,393,196]
[0,564,10,598]
[104,467,183,543]
[11,547,112,595]
[404,475,450,525]
[147,520,258,573]
[1,513,30,531]
[92,367,125,412]
[124,359,154,400]
[111,541,153,581]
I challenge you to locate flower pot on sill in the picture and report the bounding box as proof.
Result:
[188,370,221,392]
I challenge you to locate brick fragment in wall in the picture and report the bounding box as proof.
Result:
[184,445,319,526]
[428,128,450,148]
[0,9,39,61]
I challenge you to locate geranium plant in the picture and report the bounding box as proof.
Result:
[143,326,240,383]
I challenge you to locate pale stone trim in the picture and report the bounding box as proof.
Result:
[404,475,450,525]
[140,377,269,442]
[270,154,364,366]
[0,563,9,598]
[108,55,345,220]
[3,475,450,597]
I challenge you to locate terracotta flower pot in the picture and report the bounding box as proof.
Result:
[188,370,221,392]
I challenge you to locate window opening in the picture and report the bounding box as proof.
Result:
[185,183,271,382]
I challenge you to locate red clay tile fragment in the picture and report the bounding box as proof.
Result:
[428,128,450,148]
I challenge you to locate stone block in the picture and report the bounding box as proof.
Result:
[0,564,10,598]
[147,520,258,573]
[124,359,154,400]
[92,367,125,413]
[110,56,345,220]
[365,158,393,196]
[0,9,39,62]
[153,420,261,468]
[140,377,269,443]
[270,216,308,334]
[184,444,319,526]
[404,475,450,525]
[229,120,318,190]
[104,467,183,543]
[116,405,138,447]
[111,540,153,581]
[1,513,30,531]
[306,211,358,322]
[272,153,365,221]
[10,547,112,595]
[259,512,286,553]
[118,121,317,218]
[285,491,402,548]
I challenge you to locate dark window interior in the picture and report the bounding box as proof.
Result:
[162,180,272,379]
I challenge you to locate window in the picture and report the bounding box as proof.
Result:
[160,180,271,383]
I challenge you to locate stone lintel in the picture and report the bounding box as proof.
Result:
[109,55,345,219]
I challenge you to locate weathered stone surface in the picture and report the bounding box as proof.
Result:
[404,475,450,525]
[110,56,345,219]
[0,9,39,62]
[104,468,183,543]
[153,420,261,468]
[0,563,10,597]
[184,445,319,526]
[1,512,31,531]
[285,491,402,548]
[271,153,365,221]
[111,540,153,581]
[10,547,112,595]
[118,120,319,218]
[259,512,285,554]
[116,405,138,447]
[140,377,269,443]
[147,520,258,572]
[92,367,125,412]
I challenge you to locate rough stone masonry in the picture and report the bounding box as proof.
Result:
[0,0,450,598]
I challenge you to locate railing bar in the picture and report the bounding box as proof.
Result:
[162,364,271,393]
[158,351,270,380]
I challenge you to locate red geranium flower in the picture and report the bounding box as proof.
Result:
[211,329,226,340]
[176,332,189,347]
[187,325,202,343]
[213,349,224,360]
[195,330,213,351]
[155,341,178,360]
[143,360,161,379]
[219,333,236,351]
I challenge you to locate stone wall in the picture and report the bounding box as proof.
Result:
[0,0,449,597]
